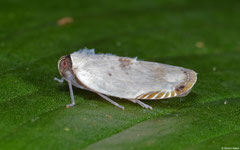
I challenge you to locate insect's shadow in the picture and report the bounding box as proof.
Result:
[144,92,198,110]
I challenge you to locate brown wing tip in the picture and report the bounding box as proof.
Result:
[136,70,197,100]
[175,70,197,96]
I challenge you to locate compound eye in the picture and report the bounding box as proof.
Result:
[62,59,67,68]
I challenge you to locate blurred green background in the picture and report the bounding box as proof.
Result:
[0,0,240,150]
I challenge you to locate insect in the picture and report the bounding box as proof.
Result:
[54,48,197,110]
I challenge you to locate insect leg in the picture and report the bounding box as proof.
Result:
[54,77,64,83]
[66,80,75,108]
[128,99,152,110]
[97,93,125,110]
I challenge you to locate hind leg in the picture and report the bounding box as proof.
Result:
[97,93,125,110]
[127,99,152,110]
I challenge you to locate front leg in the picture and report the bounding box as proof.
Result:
[54,77,75,108]
[66,80,75,108]
[54,77,65,83]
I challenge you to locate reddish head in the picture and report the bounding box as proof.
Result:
[58,55,73,79]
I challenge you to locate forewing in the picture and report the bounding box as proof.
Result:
[71,53,197,99]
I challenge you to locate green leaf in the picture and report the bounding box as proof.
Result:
[0,0,240,150]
